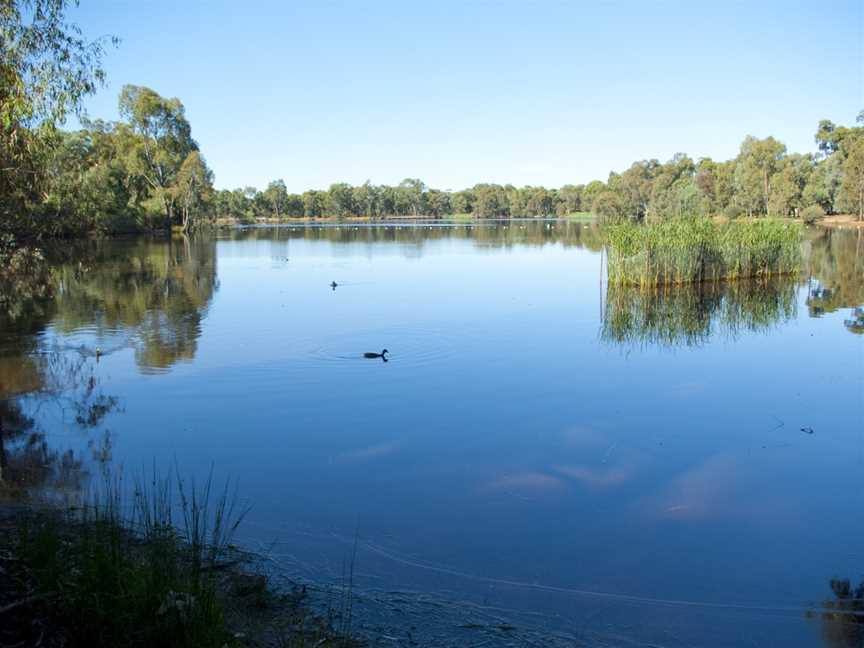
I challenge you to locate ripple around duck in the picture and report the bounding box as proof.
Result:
[294,324,466,371]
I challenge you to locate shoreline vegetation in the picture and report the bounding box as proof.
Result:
[0,473,362,648]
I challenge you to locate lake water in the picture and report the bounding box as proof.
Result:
[2,221,862,647]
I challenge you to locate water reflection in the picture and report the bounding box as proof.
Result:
[601,278,798,348]
[0,353,113,497]
[1,236,213,494]
[224,218,606,251]
[0,224,861,647]
[806,228,864,335]
[814,578,864,648]
[48,237,218,372]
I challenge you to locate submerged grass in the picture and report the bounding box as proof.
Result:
[605,218,802,286]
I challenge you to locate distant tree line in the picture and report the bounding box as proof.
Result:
[589,119,864,223]
[219,117,864,224]
[2,0,862,244]
[212,179,594,222]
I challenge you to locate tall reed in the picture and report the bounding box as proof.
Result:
[605,218,802,287]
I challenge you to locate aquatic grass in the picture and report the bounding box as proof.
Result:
[14,467,250,648]
[605,218,802,286]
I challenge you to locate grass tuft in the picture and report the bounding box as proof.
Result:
[14,467,249,648]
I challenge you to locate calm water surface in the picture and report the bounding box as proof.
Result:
[2,222,863,647]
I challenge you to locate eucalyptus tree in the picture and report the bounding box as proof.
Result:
[472,184,509,218]
[1,0,113,232]
[649,154,697,220]
[452,189,474,215]
[425,189,452,218]
[768,154,813,218]
[618,160,659,220]
[118,85,198,228]
[174,151,214,231]
[396,178,426,216]
[263,179,288,218]
[840,138,864,220]
[302,190,325,217]
[581,180,606,214]
[592,191,626,223]
[557,184,585,214]
[352,181,379,218]
[735,136,786,216]
[327,182,355,217]
[816,118,863,158]
[285,193,304,217]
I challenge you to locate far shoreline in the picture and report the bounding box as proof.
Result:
[212,212,598,228]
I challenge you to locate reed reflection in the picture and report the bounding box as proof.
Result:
[601,278,798,349]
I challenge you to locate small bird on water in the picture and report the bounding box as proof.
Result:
[330,281,338,290]
[363,349,388,359]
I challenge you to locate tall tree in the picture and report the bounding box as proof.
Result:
[118,85,197,228]
[1,0,113,232]
[735,136,786,216]
[840,138,864,221]
[263,179,288,218]
[174,151,213,232]
[397,178,426,216]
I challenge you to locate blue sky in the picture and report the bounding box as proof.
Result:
[71,1,862,192]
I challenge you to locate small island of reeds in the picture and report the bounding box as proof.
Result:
[605,218,802,286]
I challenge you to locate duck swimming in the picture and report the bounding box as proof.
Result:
[330,281,338,290]
[363,349,388,359]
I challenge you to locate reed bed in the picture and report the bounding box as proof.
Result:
[605,218,802,286]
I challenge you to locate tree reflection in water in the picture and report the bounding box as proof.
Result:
[0,235,217,496]
[812,578,864,648]
[48,236,218,373]
[806,228,864,335]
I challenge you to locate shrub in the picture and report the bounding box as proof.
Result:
[724,204,744,220]
[801,205,825,225]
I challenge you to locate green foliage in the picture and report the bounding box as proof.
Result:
[805,228,864,320]
[17,469,247,648]
[0,233,53,319]
[839,137,864,220]
[0,0,113,129]
[1,0,212,239]
[605,218,802,286]
[801,205,825,225]
[1,0,113,232]
[214,180,592,221]
[723,204,744,220]
[592,191,626,223]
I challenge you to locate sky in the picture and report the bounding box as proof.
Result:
[71,0,863,193]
